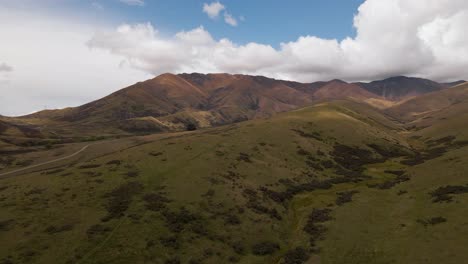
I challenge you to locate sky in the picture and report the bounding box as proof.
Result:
[1,0,468,116]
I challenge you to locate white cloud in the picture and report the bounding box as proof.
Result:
[119,0,144,6]
[92,0,468,83]
[0,63,13,72]
[0,8,150,116]
[224,12,237,27]
[203,2,225,19]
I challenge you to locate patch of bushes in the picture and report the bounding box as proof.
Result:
[231,241,245,255]
[384,170,405,176]
[24,188,44,196]
[165,257,181,264]
[143,192,170,211]
[368,174,410,190]
[246,202,282,220]
[367,144,409,159]
[430,185,468,203]
[336,191,359,206]
[224,214,241,225]
[162,207,201,233]
[125,170,139,178]
[86,224,111,237]
[44,224,74,234]
[106,160,122,165]
[160,235,179,249]
[16,159,33,167]
[417,216,447,227]
[101,182,143,221]
[291,129,322,141]
[44,169,65,175]
[251,241,280,255]
[283,247,310,264]
[261,175,364,205]
[186,123,197,131]
[0,219,14,231]
[78,164,101,169]
[332,144,384,173]
[237,153,251,163]
[304,208,332,248]
[426,136,456,147]
[149,151,163,157]
[296,148,311,156]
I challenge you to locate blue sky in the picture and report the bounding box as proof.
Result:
[23,0,364,46]
[108,0,364,45]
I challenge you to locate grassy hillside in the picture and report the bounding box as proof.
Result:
[3,99,468,264]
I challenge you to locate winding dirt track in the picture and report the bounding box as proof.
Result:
[0,145,90,178]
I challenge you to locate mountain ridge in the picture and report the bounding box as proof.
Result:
[1,73,465,138]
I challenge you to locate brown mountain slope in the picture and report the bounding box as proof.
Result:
[386,82,468,122]
[314,80,380,101]
[355,76,465,101]
[20,73,384,135]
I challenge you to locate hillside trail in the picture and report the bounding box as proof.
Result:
[0,144,90,178]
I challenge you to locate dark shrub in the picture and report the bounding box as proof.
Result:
[101,182,143,221]
[149,152,163,157]
[336,191,359,206]
[231,241,245,255]
[143,192,170,211]
[160,236,179,249]
[283,247,310,264]
[304,208,332,248]
[0,219,14,231]
[165,257,181,264]
[237,153,252,163]
[86,224,111,237]
[162,208,200,233]
[44,224,73,234]
[125,171,139,178]
[78,164,101,169]
[430,185,468,203]
[225,214,241,225]
[418,216,447,227]
[186,123,197,131]
[251,241,280,255]
[106,160,122,165]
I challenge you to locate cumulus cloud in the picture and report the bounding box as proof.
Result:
[224,12,237,27]
[0,63,13,72]
[0,8,149,116]
[203,2,225,19]
[119,0,144,6]
[91,0,468,83]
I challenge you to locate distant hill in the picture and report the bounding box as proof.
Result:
[386,81,468,122]
[355,76,465,101]
[6,73,463,138]
[21,73,381,135]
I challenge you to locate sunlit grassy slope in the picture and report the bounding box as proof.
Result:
[1,100,468,264]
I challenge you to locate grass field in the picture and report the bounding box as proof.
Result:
[1,100,468,264]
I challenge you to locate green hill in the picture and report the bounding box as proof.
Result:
[2,99,468,264]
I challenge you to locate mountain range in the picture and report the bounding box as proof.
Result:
[0,74,464,144]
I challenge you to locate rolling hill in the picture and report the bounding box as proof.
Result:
[2,96,468,263]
